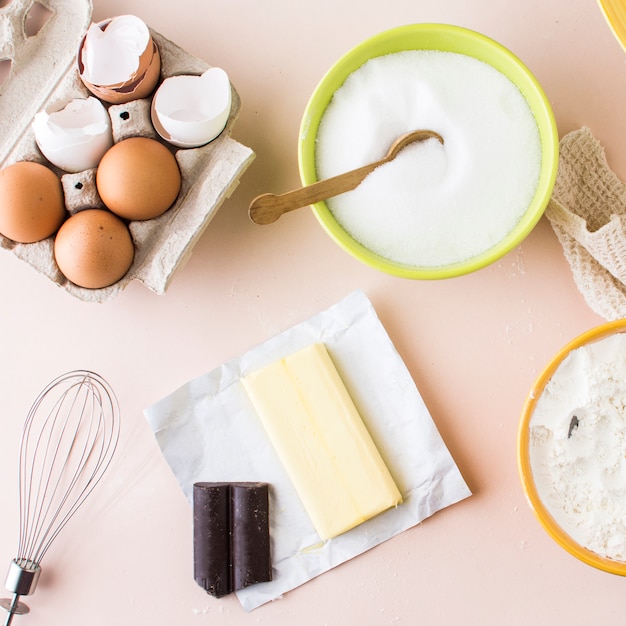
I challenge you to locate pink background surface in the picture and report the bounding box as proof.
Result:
[1,0,625,624]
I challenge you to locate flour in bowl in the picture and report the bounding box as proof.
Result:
[529,332,626,562]
[315,50,542,267]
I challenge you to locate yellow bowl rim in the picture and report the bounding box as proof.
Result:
[517,318,626,575]
[298,23,560,280]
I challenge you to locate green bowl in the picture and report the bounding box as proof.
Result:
[298,23,559,279]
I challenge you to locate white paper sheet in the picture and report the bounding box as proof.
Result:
[144,290,471,611]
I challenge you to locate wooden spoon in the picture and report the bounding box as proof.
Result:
[248,129,444,225]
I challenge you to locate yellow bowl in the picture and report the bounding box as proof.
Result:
[298,24,559,279]
[517,319,626,575]
[597,0,626,54]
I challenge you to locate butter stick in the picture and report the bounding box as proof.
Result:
[242,343,402,540]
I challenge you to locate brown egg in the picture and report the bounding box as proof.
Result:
[96,137,181,220]
[0,161,66,243]
[54,209,134,289]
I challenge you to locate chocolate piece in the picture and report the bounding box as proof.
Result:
[230,484,272,592]
[193,484,231,598]
[193,482,271,597]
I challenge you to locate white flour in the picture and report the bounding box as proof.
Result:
[529,332,626,561]
[315,50,542,268]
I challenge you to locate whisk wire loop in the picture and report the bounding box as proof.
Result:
[17,371,120,565]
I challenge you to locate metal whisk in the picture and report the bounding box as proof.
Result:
[0,370,120,625]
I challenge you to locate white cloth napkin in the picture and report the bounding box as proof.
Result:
[144,290,471,611]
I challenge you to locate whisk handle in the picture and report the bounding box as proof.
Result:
[4,560,40,597]
[0,595,30,625]
[0,560,39,624]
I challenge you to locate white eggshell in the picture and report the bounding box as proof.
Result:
[32,97,113,173]
[153,67,231,147]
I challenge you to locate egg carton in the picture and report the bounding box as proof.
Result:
[0,0,255,302]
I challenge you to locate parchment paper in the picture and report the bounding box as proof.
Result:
[144,290,471,611]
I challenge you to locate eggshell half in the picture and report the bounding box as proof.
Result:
[152,68,232,147]
[77,16,161,105]
[32,97,113,173]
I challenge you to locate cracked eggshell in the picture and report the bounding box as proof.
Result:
[32,97,113,173]
[152,67,232,148]
[77,15,161,104]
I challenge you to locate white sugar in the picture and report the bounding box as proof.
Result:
[315,50,542,267]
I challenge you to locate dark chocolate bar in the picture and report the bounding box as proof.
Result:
[193,482,271,597]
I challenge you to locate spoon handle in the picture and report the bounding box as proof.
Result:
[248,159,384,225]
[248,129,442,225]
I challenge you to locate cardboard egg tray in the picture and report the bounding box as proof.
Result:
[0,0,255,302]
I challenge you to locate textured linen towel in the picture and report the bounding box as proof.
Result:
[546,126,626,320]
